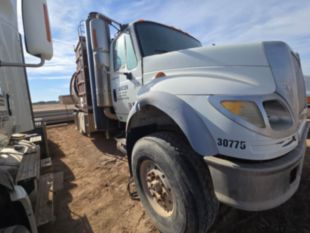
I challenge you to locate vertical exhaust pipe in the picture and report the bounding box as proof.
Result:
[90,17,112,107]
[86,13,117,121]
[90,15,117,120]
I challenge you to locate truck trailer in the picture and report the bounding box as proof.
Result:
[71,12,308,233]
[0,0,57,232]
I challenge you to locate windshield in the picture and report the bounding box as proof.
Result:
[135,22,201,57]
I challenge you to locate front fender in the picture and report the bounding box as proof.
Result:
[126,91,218,156]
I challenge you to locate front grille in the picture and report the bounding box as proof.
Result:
[264,42,306,130]
[291,53,307,114]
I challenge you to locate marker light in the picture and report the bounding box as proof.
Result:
[154,72,166,79]
[43,4,52,43]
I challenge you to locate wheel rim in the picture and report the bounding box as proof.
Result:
[139,160,175,217]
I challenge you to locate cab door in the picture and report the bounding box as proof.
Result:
[111,32,142,122]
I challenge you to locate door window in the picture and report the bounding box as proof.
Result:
[125,34,137,70]
[113,34,126,71]
[113,33,137,71]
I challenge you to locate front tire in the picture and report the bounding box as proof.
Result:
[131,132,218,233]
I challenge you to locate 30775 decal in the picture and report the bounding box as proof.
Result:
[217,138,246,150]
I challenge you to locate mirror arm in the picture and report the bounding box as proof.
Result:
[0,57,45,68]
[112,71,133,80]
[123,72,133,80]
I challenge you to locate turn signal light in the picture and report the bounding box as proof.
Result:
[221,101,265,128]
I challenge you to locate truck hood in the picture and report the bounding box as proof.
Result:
[141,41,306,139]
[142,42,276,96]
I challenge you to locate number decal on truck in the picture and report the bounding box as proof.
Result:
[217,138,246,150]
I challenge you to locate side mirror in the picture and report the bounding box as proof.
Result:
[22,0,53,60]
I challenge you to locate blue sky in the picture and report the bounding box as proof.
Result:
[18,0,310,102]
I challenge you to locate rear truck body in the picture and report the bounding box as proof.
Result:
[0,0,58,232]
[72,12,308,232]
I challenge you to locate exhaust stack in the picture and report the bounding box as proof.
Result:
[85,12,121,126]
[89,17,112,108]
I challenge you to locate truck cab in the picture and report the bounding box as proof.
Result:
[72,12,308,233]
[110,21,202,122]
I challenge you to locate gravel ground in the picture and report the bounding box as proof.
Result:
[39,124,310,233]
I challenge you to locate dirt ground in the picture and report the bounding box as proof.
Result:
[39,124,310,233]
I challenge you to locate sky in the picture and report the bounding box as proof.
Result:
[18,0,310,102]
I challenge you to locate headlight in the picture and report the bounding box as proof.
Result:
[221,101,265,128]
[263,100,293,130]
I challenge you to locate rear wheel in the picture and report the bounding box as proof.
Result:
[131,132,219,233]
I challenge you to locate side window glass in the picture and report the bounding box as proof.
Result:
[125,34,137,70]
[113,34,126,71]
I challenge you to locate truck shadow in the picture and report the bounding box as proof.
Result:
[91,132,126,159]
[210,143,310,233]
[38,140,94,233]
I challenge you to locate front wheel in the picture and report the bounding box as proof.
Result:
[131,132,218,233]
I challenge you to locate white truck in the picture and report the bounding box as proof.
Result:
[71,12,308,233]
[0,0,55,232]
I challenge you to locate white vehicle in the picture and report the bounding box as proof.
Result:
[0,0,55,232]
[71,13,308,233]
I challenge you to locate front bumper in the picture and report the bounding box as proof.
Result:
[204,123,309,211]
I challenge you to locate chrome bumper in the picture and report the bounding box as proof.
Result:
[204,124,308,211]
